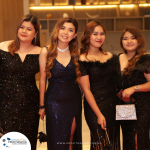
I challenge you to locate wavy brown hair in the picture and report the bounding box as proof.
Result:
[46,18,81,83]
[8,14,40,55]
[120,26,145,75]
[80,20,107,57]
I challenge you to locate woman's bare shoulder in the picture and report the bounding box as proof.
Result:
[119,53,126,59]
[33,46,42,54]
[40,46,48,55]
[106,51,113,57]
[79,53,87,61]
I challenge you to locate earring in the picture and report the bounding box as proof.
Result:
[34,35,37,45]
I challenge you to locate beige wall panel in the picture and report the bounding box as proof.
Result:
[13,0,23,19]
[0,0,3,42]
[0,20,3,42]
[0,0,2,19]
[8,0,13,19]
[2,0,8,19]
[29,0,34,5]
[17,0,23,18]
[29,0,68,5]
[8,19,15,40]
[29,0,52,6]
[1,0,23,41]
[40,32,48,47]
[3,19,9,40]
[40,0,52,5]
[30,9,74,19]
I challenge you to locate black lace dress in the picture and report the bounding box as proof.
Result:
[79,55,120,150]
[0,49,39,150]
[45,57,82,150]
[116,54,150,150]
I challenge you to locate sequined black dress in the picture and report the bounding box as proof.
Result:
[45,57,82,150]
[79,55,119,150]
[0,49,39,150]
[116,54,150,150]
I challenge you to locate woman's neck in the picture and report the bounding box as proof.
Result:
[57,41,69,49]
[19,41,34,53]
[126,51,136,60]
[88,47,101,55]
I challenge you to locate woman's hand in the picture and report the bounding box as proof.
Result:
[97,113,106,130]
[39,109,45,120]
[122,87,135,98]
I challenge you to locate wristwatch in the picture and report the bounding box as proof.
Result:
[134,85,139,92]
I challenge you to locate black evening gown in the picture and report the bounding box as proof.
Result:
[79,55,120,150]
[45,57,82,150]
[0,49,39,150]
[116,54,150,150]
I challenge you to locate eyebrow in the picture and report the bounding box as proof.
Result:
[27,27,33,29]
[93,31,104,33]
[123,35,134,38]
[21,25,33,29]
[62,26,75,30]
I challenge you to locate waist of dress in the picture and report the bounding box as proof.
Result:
[49,77,76,83]
[91,83,116,91]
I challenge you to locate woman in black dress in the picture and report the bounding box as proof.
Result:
[0,14,41,150]
[39,18,82,150]
[116,26,150,150]
[79,20,119,150]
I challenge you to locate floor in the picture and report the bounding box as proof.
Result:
[36,104,90,150]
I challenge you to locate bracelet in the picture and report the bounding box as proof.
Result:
[134,85,139,92]
[39,105,45,109]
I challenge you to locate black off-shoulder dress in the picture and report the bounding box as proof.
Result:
[116,54,150,150]
[79,55,120,150]
[0,49,39,150]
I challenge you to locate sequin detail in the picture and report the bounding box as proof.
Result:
[45,57,82,150]
[0,49,39,150]
[116,54,150,150]
[79,55,120,150]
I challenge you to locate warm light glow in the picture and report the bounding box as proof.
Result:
[139,4,150,7]
[120,4,135,8]
[74,5,117,9]
[29,6,73,10]
[54,3,68,5]
[29,5,117,10]
[29,3,150,10]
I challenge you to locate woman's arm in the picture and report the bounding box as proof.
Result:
[122,73,150,98]
[80,75,106,130]
[38,47,47,120]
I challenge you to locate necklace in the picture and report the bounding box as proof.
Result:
[57,46,69,52]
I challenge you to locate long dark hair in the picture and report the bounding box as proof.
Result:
[80,20,107,57]
[46,18,81,82]
[8,14,40,55]
[120,26,145,75]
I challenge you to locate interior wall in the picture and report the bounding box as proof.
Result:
[0,0,23,42]
[103,31,150,54]
[0,1,149,53]
[0,0,3,42]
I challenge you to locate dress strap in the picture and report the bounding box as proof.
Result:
[118,53,123,57]
[45,46,48,50]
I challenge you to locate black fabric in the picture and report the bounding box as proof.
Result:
[116,54,150,150]
[79,55,120,150]
[0,49,39,150]
[45,57,82,150]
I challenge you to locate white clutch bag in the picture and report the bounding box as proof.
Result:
[116,104,137,120]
